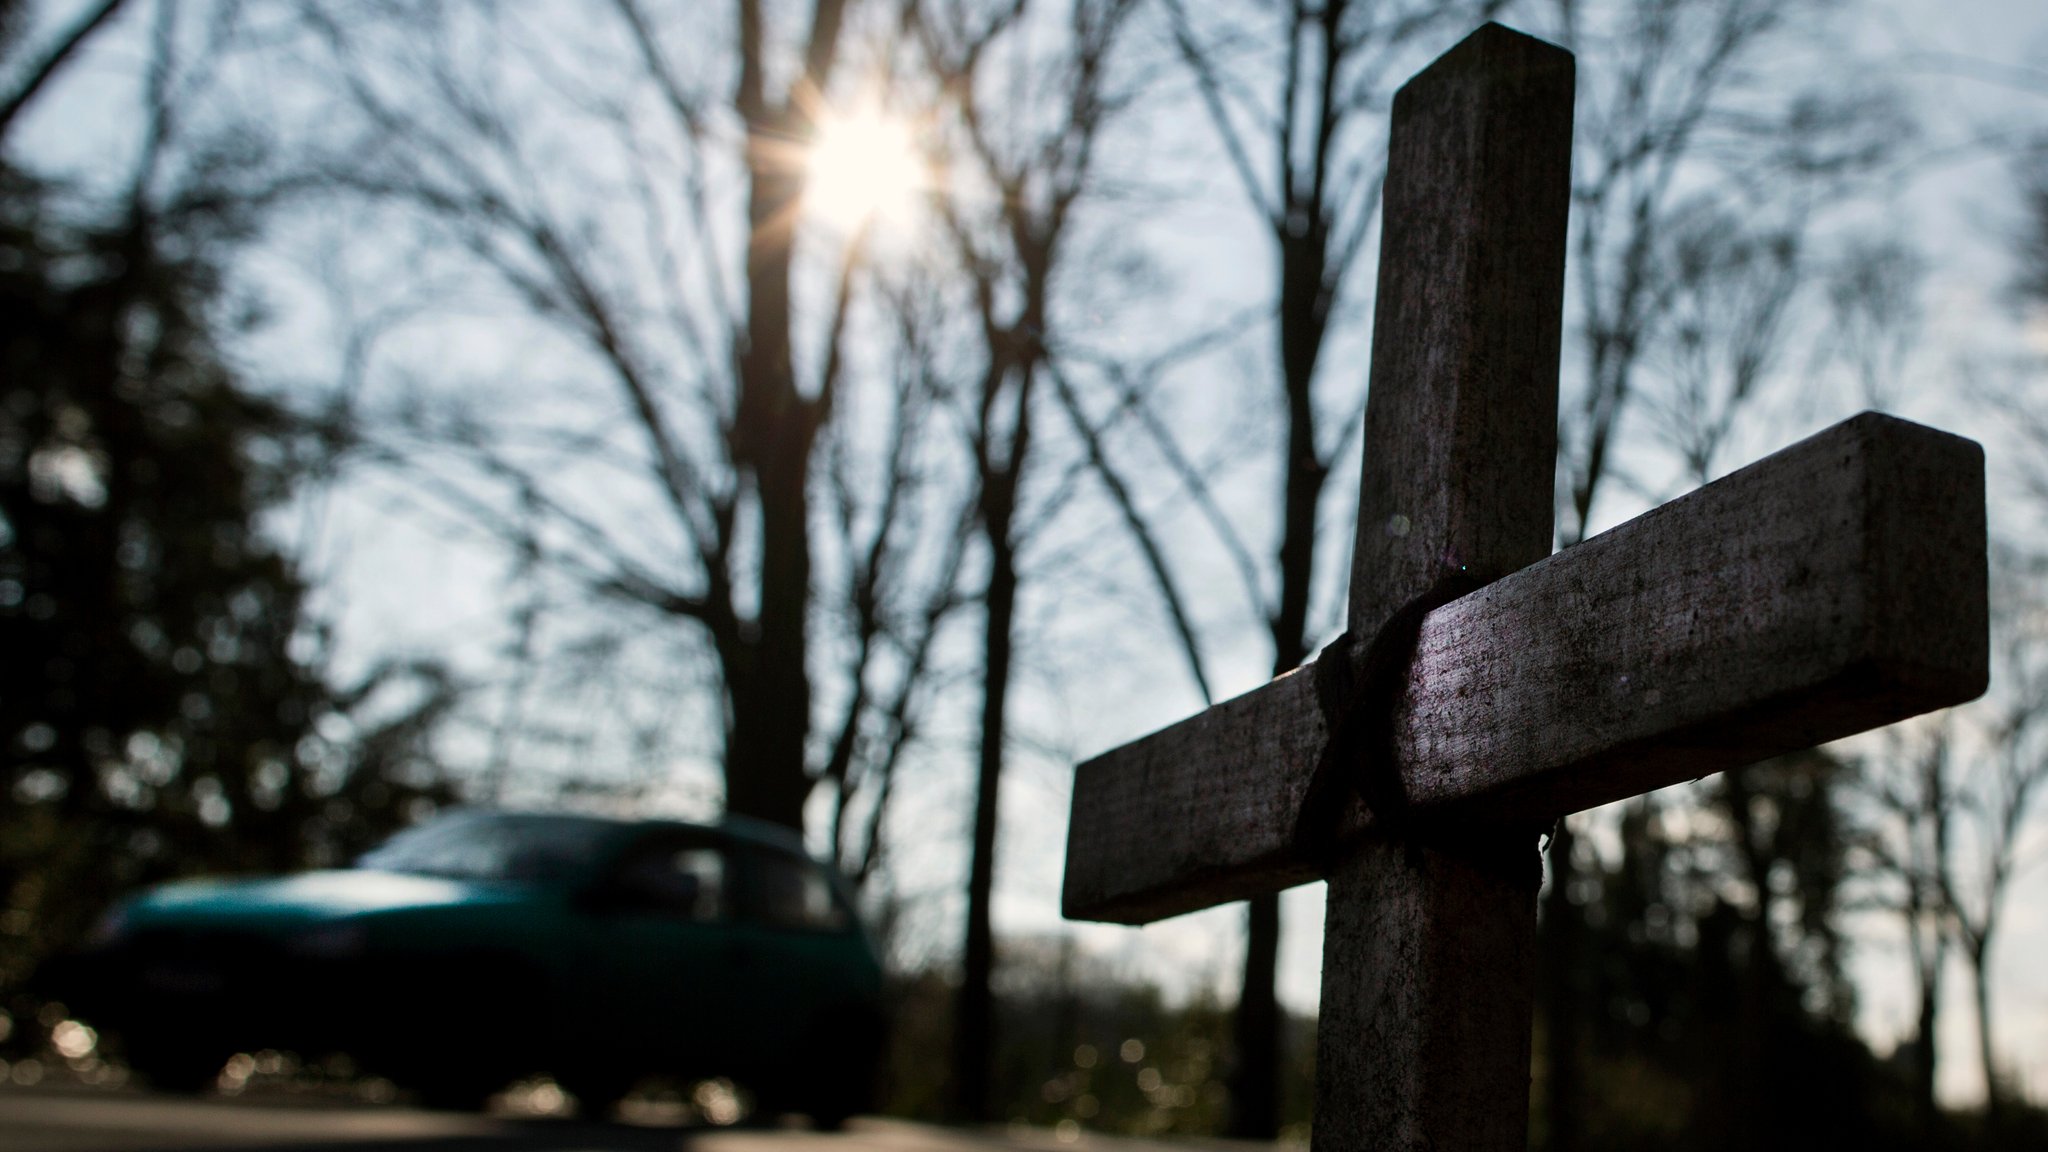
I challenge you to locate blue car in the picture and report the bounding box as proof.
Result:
[58,810,888,1124]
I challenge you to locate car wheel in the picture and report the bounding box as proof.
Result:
[372,951,536,1110]
[558,1068,638,1120]
[124,1035,230,1094]
[805,1092,856,1133]
[790,1007,886,1131]
[409,1070,504,1112]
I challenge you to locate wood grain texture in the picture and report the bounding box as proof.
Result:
[1315,24,1569,1150]
[1380,409,1988,830]
[1062,410,1987,926]
[1347,22,1572,635]
[1317,837,1540,1152]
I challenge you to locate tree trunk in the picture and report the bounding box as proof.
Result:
[726,421,818,833]
[724,96,818,834]
[1228,892,1282,1135]
[1972,940,2000,1125]
[956,349,1032,1121]
[1227,214,1330,1141]
[1910,958,1940,1133]
[1227,633,1311,1137]
[956,516,1018,1122]
[1730,914,1774,1149]
[1539,818,1583,1152]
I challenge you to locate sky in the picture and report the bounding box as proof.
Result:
[11,0,2048,1114]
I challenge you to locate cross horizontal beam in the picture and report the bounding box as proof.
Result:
[1063,411,1986,925]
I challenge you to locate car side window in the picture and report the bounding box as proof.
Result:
[748,850,850,933]
[611,841,727,922]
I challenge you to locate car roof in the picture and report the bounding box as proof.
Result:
[430,807,816,860]
[635,813,812,857]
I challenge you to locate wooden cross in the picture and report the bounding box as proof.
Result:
[1060,23,1988,1152]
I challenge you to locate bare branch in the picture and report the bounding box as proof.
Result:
[1159,0,1279,225]
[1046,359,1213,704]
[0,0,136,144]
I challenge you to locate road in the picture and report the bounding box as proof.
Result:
[0,1085,1272,1152]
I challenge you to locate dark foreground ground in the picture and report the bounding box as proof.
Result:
[0,1084,1278,1152]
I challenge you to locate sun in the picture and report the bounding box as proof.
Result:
[805,105,925,233]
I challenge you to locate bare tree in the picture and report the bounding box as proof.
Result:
[283,0,954,846]
[913,0,1140,1119]
[816,276,977,887]
[1830,132,2048,1129]
[1634,209,1802,487]
[2006,138,2048,530]
[1816,233,1926,411]
[1853,720,1957,1132]
[1536,0,1909,540]
[1942,630,2048,1122]
[1514,3,1913,1140]
[1858,590,2048,1127]
[2017,134,2048,309]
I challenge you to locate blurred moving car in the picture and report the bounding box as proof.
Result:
[54,810,887,1124]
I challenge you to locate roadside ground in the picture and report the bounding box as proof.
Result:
[0,1082,1287,1152]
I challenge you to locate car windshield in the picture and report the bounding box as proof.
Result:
[356,812,620,886]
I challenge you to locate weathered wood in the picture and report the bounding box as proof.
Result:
[1313,26,1574,1148]
[1347,22,1571,637]
[1318,838,1538,1152]
[1383,409,1987,826]
[1062,411,1987,926]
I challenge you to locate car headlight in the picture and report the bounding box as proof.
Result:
[284,921,368,959]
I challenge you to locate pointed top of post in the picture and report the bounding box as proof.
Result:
[1347,20,1573,634]
[1397,22,1574,102]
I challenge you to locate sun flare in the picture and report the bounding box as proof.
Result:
[806,106,925,232]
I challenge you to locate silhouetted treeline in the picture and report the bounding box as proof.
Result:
[881,939,1316,1140]
[0,144,454,1030]
[1532,750,2047,1152]
[869,754,2048,1148]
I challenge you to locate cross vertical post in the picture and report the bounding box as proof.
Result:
[1315,26,1572,1151]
